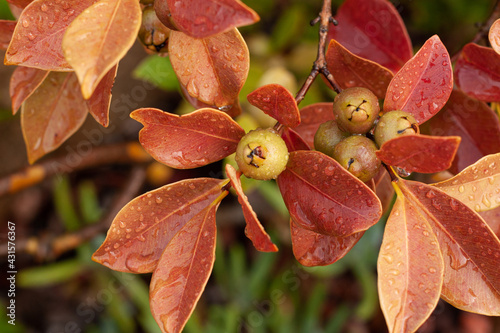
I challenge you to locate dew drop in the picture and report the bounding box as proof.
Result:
[155,196,163,204]
[458,185,465,193]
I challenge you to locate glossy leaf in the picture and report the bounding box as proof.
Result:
[179,83,242,118]
[131,108,245,169]
[10,66,49,114]
[376,135,461,174]
[422,89,500,174]
[433,153,500,213]
[86,65,117,127]
[293,103,334,148]
[281,128,310,152]
[378,193,443,333]
[384,35,453,124]
[62,0,141,99]
[164,0,259,38]
[0,20,16,50]
[247,84,300,127]
[92,178,226,273]
[325,39,393,99]
[290,218,363,267]
[399,180,500,315]
[169,29,249,109]
[277,150,382,237]
[150,201,219,333]
[454,43,500,102]
[328,0,412,73]
[489,19,500,55]
[5,0,98,70]
[225,164,278,252]
[21,72,88,163]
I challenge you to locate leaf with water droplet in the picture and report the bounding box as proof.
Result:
[62,0,141,98]
[247,83,300,127]
[169,28,249,109]
[376,134,460,173]
[292,103,334,148]
[378,189,443,333]
[384,35,453,124]
[150,200,219,333]
[92,178,226,273]
[454,43,500,102]
[21,72,89,163]
[277,151,382,237]
[489,19,500,55]
[225,164,278,252]
[9,66,49,115]
[131,107,245,169]
[0,20,16,50]
[86,65,117,127]
[325,39,394,99]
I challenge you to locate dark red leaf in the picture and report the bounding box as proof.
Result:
[9,66,49,115]
[328,0,412,73]
[131,108,245,169]
[92,178,226,273]
[247,84,300,127]
[225,164,278,252]
[86,65,117,127]
[281,128,310,152]
[6,0,32,8]
[376,135,461,174]
[325,39,394,99]
[277,151,382,237]
[0,20,16,50]
[293,103,334,148]
[454,43,500,102]
[384,35,453,124]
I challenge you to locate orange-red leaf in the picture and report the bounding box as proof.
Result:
[376,135,460,174]
[489,19,500,55]
[92,178,226,273]
[6,0,32,8]
[150,202,219,333]
[277,151,382,237]
[168,29,249,109]
[21,72,88,163]
[0,20,16,50]
[10,66,49,114]
[384,35,453,124]
[281,128,310,152]
[62,0,141,99]
[5,0,98,70]
[164,0,259,38]
[225,164,278,252]
[290,218,363,267]
[293,103,334,148]
[325,39,394,99]
[479,207,500,238]
[131,108,245,169]
[86,65,117,127]
[378,193,443,333]
[247,84,300,127]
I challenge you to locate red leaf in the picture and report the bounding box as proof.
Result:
[384,35,453,124]
[454,43,500,102]
[328,0,412,73]
[179,84,242,118]
[131,108,245,169]
[489,19,500,55]
[423,89,500,174]
[9,66,49,115]
[281,128,310,152]
[86,65,117,127]
[373,168,394,215]
[225,164,278,252]
[277,151,382,237]
[479,207,500,238]
[150,202,219,333]
[164,0,259,38]
[0,20,16,50]
[247,84,300,127]
[92,178,226,273]
[325,39,394,99]
[376,135,460,174]
[293,103,334,148]
[6,0,32,8]
[290,218,363,267]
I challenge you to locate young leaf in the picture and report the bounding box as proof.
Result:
[376,135,461,174]
[329,0,412,73]
[225,164,278,252]
[92,178,226,273]
[150,201,219,333]
[5,0,98,70]
[168,29,249,109]
[281,128,310,152]
[489,19,500,55]
[0,20,16,50]
[247,84,300,127]
[454,43,500,102]
[384,35,453,124]
[433,153,500,213]
[400,180,500,315]
[290,218,363,267]
[10,66,49,114]
[422,89,500,174]
[277,151,382,237]
[325,39,394,99]
[293,103,334,148]
[21,72,89,163]
[86,65,117,127]
[62,0,141,99]
[131,108,245,169]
